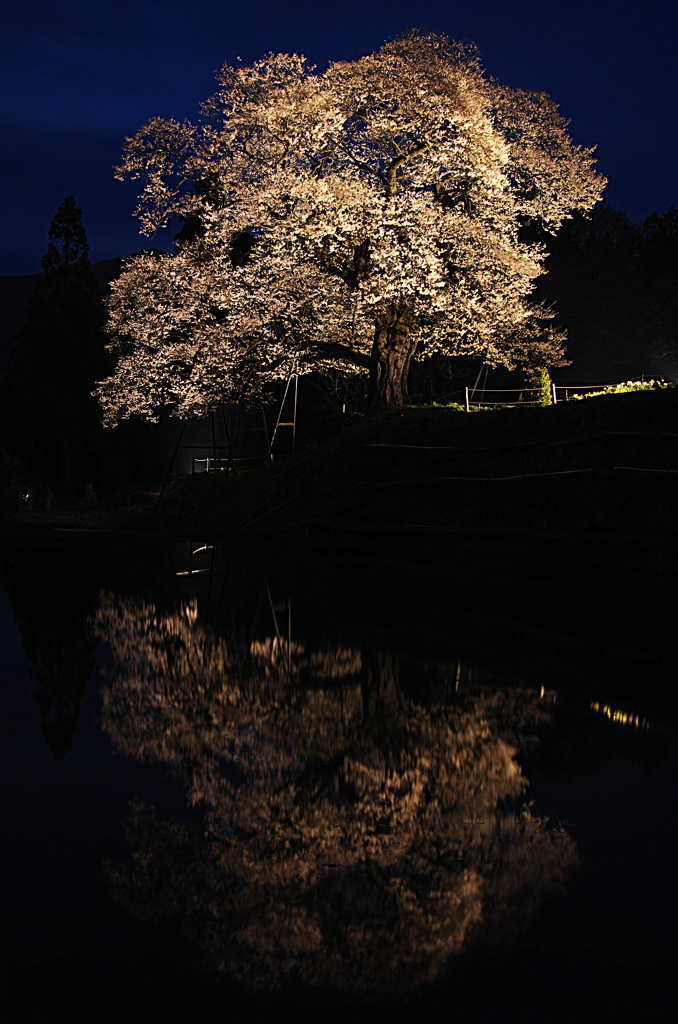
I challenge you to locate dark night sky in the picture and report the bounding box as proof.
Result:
[2,0,676,276]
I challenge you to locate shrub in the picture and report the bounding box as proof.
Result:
[527,367,553,406]
[570,379,674,400]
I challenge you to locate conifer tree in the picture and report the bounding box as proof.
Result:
[640,207,678,366]
[3,197,107,495]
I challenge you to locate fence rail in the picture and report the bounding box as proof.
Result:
[464,380,651,411]
[465,386,541,410]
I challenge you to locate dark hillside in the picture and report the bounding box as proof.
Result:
[305,389,678,535]
[5,389,678,559]
[177,388,678,542]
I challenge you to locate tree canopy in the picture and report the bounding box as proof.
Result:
[98,32,605,420]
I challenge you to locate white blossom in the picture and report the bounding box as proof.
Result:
[97,33,605,421]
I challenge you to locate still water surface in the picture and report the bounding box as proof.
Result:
[1,538,676,1019]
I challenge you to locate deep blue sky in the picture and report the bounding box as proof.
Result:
[2,0,676,276]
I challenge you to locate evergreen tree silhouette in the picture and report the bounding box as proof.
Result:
[639,207,678,365]
[3,197,107,496]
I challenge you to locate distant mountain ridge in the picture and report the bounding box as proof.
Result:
[0,250,166,369]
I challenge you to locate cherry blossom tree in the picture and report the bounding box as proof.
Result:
[95,592,577,994]
[97,32,605,419]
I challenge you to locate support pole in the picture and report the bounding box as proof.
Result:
[465,387,470,413]
[220,404,236,475]
[478,365,489,409]
[260,404,270,460]
[268,367,298,460]
[552,382,558,405]
[292,374,298,455]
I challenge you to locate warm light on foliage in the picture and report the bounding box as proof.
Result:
[570,378,673,399]
[94,592,578,993]
[97,32,605,420]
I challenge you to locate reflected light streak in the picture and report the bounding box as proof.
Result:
[590,702,649,729]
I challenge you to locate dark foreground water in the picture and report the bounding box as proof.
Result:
[1,537,676,1021]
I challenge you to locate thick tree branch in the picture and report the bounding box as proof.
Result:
[339,144,387,185]
[385,141,432,197]
[311,342,372,370]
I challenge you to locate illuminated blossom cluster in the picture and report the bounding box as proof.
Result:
[97,34,605,417]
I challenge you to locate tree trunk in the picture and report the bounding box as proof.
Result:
[369,303,418,407]
[361,652,404,721]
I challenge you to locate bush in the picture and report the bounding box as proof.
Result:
[527,367,554,407]
[570,379,675,400]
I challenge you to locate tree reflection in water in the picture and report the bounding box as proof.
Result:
[94,592,578,996]
[0,546,99,760]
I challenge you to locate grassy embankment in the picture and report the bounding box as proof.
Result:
[5,387,678,552]
[149,386,678,538]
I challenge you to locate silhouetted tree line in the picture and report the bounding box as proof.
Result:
[0,197,172,504]
[532,203,678,384]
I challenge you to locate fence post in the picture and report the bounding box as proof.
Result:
[552,382,557,405]
[465,387,470,413]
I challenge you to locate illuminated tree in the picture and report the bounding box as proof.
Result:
[97,32,605,419]
[95,593,578,994]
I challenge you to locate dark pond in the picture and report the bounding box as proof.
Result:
[1,536,676,1020]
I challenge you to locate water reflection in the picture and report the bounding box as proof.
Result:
[94,592,577,995]
[0,545,99,759]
